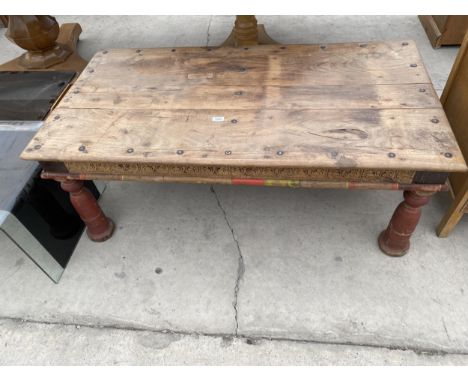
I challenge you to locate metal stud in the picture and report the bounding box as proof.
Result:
[277,150,284,156]
[431,118,439,124]
[176,150,184,155]
[225,150,232,155]
[388,152,396,158]
[444,152,453,158]
[127,148,134,153]
[79,145,86,152]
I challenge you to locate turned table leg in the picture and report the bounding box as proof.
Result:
[60,180,115,242]
[221,15,278,47]
[378,190,434,257]
[0,15,87,72]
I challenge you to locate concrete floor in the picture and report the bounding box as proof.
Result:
[1,16,468,365]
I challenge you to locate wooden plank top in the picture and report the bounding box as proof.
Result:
[21,41,467,172]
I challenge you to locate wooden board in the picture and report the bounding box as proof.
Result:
[436,31,468,237]
[441,31,468,193]
[419,16,468,48]
[21,41,467,175]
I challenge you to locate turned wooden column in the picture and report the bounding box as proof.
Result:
[222,15,277,47]
[378,190,434,256]
[0,15,87,72]
[60,180,115,242]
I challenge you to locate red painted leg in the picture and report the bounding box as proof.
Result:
[378,190,434,257]
[60,180,115,242]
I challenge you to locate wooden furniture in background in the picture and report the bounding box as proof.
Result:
[419,16,468,48]
[437,32,468,237]
[0,16,87,73]
[20,41,467,256]
[0,16,8,27]
[222,15,277,46]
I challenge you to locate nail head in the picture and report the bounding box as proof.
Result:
[431,118,439,124]
[231,119,238,124]
[277,150,284,156]
[225,150,232,155]
[410,64,417,68]
[79,145,86,152]
[127,148,134,153]
[444,152,453,158]
[176,150,184,155]
[388,152,396,158]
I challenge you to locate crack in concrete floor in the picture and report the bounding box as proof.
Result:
[210,186,245,335]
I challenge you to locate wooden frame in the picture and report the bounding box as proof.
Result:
[437,32,468,237]
[419,16,468,48]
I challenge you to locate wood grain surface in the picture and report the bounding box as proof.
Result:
[21,41,467,173]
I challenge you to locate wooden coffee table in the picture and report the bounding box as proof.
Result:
[21,41,467,256]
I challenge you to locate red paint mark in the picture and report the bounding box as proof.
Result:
[232,178,265,186]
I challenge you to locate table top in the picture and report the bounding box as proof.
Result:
[21,42,467,173]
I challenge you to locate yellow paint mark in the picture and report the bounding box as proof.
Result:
[265,179,300,188]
